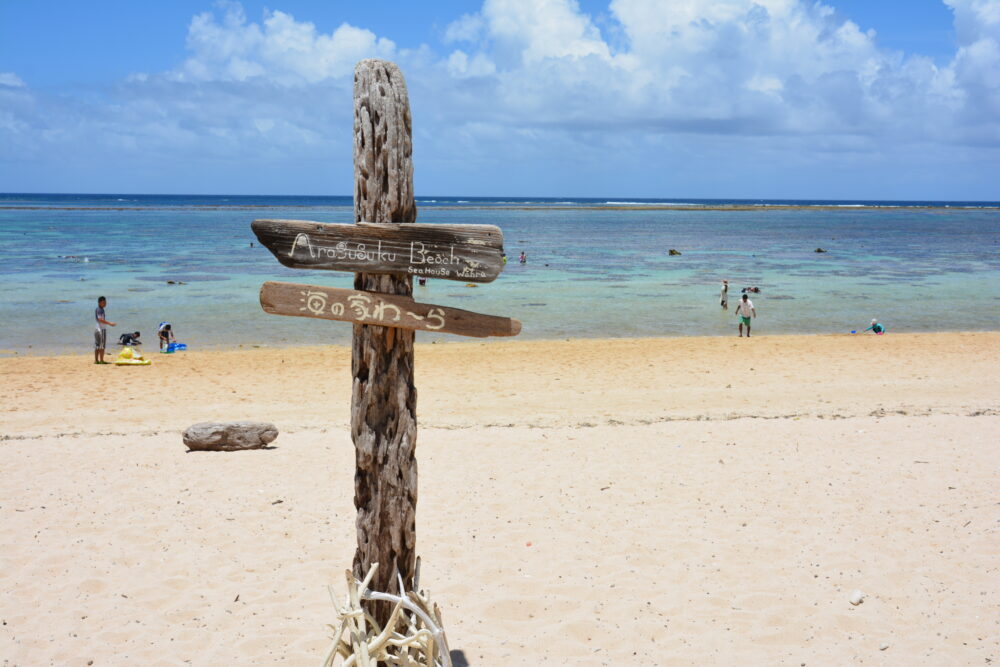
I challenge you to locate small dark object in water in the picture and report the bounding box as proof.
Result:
[815,247,827,253]
[668,249,682,256]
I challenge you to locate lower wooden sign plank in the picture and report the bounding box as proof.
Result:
[259,281,521,338]
[252,219,505,283]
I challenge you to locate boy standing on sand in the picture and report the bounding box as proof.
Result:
[94,296,116,364]
[735,293,756,337]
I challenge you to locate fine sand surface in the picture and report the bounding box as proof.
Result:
[1,333,997,665]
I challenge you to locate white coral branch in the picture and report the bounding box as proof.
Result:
[324,560,451,667]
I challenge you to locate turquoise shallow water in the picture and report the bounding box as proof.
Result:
[1,194,998,354]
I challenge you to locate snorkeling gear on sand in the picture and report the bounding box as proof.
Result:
[114,346,151,366]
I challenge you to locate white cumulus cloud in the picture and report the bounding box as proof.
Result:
[444,13,485,43]
[0,72,27,87]
[172,1,396,84]
[944,0,1000,131]
[438,0,958,137]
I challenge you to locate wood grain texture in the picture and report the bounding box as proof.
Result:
[260,281,521,338]
[351,58,418,627]
[251,219,504,283]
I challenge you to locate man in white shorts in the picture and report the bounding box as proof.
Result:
[735,293,756,337]
[94,296,116,364]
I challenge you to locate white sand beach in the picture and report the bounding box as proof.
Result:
[1,332,998,664]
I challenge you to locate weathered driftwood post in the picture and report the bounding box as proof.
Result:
[351,58,418,625]
[252,59,519,649]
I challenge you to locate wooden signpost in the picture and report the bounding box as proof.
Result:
[254,59,519,632]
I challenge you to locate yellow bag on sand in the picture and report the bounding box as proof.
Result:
[115,346,151,366]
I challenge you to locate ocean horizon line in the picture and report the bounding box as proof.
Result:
[2,192,999,211]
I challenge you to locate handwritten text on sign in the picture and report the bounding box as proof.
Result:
[251,219,505,283]
[259,281,521,338]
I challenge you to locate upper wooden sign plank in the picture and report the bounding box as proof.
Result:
[252,219,505,283]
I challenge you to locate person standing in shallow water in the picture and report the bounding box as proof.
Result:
[157,322,176,351]
[94,296,116,364]
[720,279,729,309]
[735,293,756,337]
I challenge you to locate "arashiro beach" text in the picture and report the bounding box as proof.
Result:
[286,233,487,278]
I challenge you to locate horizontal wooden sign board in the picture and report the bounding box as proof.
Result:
[252,219,504,283]
[260,281,521,338]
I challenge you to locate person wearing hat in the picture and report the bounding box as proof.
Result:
[863,319,886,335]
[157,322,176,350]
[735,293,756,337]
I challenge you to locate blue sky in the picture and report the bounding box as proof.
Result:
[1,0,998,199]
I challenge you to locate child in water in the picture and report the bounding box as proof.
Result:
[118,331,142,346]
[864,319,886,335]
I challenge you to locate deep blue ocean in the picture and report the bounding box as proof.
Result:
[1,193,998,354]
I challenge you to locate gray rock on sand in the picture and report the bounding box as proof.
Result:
[183,421,278,451]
